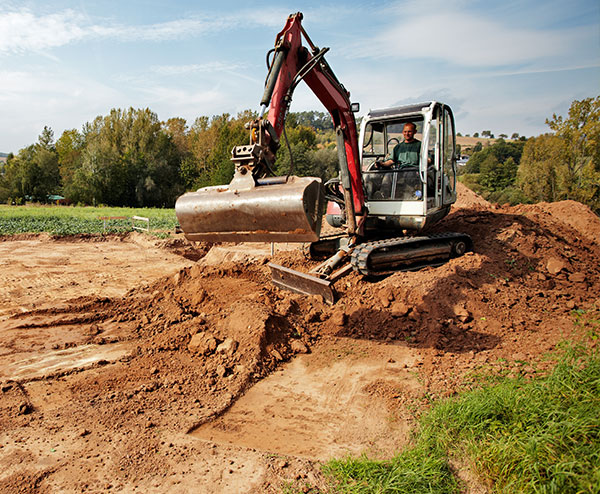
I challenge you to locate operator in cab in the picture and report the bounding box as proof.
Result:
[377,122,420,169]
[370,121,429,201]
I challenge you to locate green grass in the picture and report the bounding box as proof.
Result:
[0,204,178,236]
[324,443,458,493]
[323,318,600,493]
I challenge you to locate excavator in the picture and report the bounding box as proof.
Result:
[175,12,472,303]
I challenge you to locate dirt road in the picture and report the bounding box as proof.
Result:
[1,184,599,493]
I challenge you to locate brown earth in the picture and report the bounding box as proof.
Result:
[456,135,500,153]
[1,183,599,493]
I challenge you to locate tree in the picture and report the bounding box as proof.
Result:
[464,139,524,174]
[57,129,85,200]
[503,157,518,187]
[473,132,479,138]
[269,118,343,181]
[33,126,61,200]
[309,147,338,181]
[499,133,508,138]
[38,126,54,150]
[511,132,520,140]
[274,124,317,176]
[291,111,334,131]
[72,108,182,206]
[479,155,517,192]
[545,96,600,210]
[186,115,218,189]
[163,117,190,157]
[1,147,36,202]
[209,115,243,186]
[1,128,60,203]
[517,134,566,202]
[478,154,501,190]
[183,111,257,190]
[481,130,492,138]
[516,96,600,211]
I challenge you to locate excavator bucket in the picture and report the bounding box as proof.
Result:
[175,176,325,243]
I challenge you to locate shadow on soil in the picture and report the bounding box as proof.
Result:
[334,207,599,354]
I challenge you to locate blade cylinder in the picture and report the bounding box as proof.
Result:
[175,176,324,243]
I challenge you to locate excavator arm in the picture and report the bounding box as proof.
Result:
[175,12,364,244]
[259,13,365,223]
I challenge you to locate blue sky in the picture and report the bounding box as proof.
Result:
[1,0,598,152]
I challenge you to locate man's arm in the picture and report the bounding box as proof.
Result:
[377,158,395,168]
[376,145,396,168]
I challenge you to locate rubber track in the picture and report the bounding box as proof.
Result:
[350,232,472,276]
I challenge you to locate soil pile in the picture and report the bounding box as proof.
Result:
[1,185,599,492]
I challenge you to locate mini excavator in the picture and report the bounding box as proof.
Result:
[175,12,472,303]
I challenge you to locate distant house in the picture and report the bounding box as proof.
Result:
[456,156,469,167]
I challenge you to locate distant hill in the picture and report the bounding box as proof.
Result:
[0,152,8,158]
[456,136,502,155]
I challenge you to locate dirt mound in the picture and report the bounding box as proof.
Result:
[1,186,599,492]
[510,200,600,246]
[454,181,492,210]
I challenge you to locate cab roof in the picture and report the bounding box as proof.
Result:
[366,102,435,119]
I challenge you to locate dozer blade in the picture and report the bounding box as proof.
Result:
[175,176,324,243]
[269,263,336,304]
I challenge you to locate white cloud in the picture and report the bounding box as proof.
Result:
[135,84,258,126]
[0,6,314,55]
[0,9,88,54]
[146,62,262,87]
[0,7,233,54]
[150,61,245,76]
[346,3,597,68]
[90,18,227,42]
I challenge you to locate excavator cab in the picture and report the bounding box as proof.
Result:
[324,101,458,235]
[357,101,457,234]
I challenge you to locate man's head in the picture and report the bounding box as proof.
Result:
[403,122,417,143]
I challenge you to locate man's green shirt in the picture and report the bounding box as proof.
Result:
[386,140,421,168]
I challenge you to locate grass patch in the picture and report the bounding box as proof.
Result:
[324,443,458,493]
[0,204,178,235]
[324,323,600,493]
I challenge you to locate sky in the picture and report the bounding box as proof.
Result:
[1,0,599,153]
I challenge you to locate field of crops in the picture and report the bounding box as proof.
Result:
[0,205,178,236]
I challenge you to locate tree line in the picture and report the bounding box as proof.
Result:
[1,97,598,213]
[459,131,522,139]
[459,96,599,213]
[0,109,336,207]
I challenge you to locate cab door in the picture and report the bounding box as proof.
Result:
[425,104,442,209]
[441,105,457,206]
